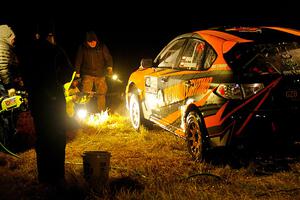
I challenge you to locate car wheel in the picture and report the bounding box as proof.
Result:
[186,111,206,161]
[129,94,142,130]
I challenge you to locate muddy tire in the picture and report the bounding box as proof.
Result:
[186,111,207,161]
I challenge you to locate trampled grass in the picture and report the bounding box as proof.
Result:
[1,114,300,199]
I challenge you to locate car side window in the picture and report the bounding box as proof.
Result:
[203,46,217,70]
[157,39,186,68]
[179,39,206,70]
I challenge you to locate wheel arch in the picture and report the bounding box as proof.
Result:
[126,82,139,109]
[184,104,208,137]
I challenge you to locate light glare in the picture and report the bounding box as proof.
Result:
[77,109,87,119]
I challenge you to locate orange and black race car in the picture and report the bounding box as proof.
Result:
[125,26,300,161]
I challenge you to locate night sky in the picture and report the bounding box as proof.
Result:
[1,1,300,80]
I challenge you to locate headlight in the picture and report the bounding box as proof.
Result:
[77,109,87,119]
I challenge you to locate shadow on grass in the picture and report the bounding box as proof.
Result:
[88,176,144,199]
[204,134,300,175]
[109,176,144,195]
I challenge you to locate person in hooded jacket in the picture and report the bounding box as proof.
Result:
[0,24,19,96]
[75,31,113,112]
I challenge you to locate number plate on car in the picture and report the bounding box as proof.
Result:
[286,90,298,98]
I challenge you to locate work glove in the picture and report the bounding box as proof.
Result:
[8,88,16,97]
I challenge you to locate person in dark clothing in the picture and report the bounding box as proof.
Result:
[75,31,113,112]
[21,29,74,185]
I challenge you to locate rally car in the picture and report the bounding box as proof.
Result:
[125,26,300,161]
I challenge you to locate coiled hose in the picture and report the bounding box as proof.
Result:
[0,141,20,158]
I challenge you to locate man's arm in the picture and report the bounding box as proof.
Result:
[103,44,113,75]
[74,46,83,77]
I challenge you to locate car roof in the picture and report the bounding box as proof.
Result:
[197,26,300,42]
[158,26,300,60]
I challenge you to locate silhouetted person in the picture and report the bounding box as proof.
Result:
[21,26,73,185]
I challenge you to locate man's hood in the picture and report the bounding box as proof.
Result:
[86,31,98,42]
[0,24,15,45]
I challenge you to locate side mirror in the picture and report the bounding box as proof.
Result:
[140,58,153,69]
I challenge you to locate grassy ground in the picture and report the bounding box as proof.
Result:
[0,114,300,200]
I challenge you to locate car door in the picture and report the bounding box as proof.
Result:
[144,38,186,129]
[145,37,212,135]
